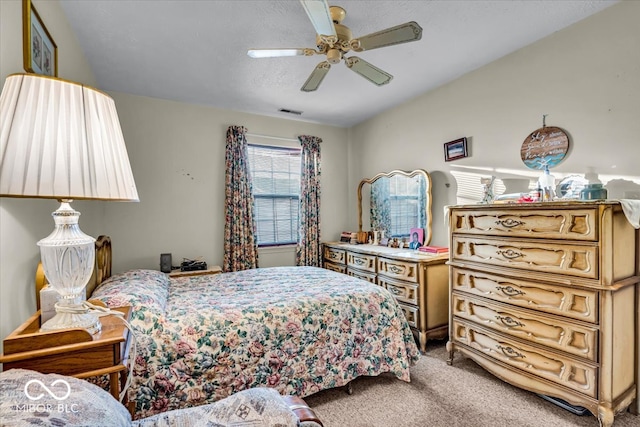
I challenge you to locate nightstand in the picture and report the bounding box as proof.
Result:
[0,305,132,401]
[168,265,222,278]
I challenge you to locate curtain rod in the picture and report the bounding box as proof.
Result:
[246,132,299,143]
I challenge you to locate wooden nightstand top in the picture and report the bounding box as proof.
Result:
[168,266,222,278]
[0,306,132,376]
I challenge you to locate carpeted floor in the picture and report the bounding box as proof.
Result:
[304,339,639,427]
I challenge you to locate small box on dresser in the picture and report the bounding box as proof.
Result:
[446,201,639,427]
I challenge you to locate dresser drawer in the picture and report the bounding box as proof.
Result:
[324,246,346,264]
[452,294,598,361]
[451,236,599,279]
[378,276,418,306]
[450,208,598,241]
[346,267,377,284]
[347,251,377,273]
[451,267,598,323]
[452,320,597,398]
[397,302,419,329]
[378,257,419,283]
[324,261,346,274]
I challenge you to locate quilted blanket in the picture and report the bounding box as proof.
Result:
[92,266,420,419]
[0,369,302,427]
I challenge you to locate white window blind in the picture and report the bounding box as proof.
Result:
[389,175,420,237]
[450,171,507,204]
[247,144,301,246]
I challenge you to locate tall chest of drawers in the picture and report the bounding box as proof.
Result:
[323,242,449,352]
[446,202,639,427]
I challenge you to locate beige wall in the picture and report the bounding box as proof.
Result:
[0,0,101,349]
[348,0,640,246]
[102,92,350,273]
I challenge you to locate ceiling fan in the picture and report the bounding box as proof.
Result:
[247,0,422,92]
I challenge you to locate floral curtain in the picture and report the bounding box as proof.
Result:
[223,125,259,272]
[295,135,322,266]
[418,175,427,231]
[370,178,391,237]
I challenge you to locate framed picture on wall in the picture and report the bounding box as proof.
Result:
[444,137,468,162]
[23,0,58,76]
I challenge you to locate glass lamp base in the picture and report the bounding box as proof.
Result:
[40,309,102,335]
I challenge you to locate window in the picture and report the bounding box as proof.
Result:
[388,175,422,237]
[247,144,301,246]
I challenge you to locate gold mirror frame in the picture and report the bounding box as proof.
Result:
[357,169,433,245]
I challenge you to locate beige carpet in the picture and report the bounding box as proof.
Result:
[304,340,638,427]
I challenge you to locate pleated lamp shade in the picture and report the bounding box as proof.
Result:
[0,73,138,334]
[0,73,138,201]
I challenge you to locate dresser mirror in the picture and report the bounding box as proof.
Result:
[358,169,432,245]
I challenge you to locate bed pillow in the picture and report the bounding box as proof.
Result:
[0,369,131,426]
[92,269,170,314]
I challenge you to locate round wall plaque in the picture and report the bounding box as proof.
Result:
[520,126,569,170]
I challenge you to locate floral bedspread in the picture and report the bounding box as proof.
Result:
[91,266,420,419]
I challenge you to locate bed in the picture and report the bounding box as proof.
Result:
[48,236,420,419]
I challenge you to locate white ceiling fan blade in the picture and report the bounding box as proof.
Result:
[301,61,331,92]
[351,21,422,52]
[247,48,315,58]
[300,0,336,37]
[345,56,393,86]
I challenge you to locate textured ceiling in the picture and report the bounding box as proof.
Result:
[60,0,618,128]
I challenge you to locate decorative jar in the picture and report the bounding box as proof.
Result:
[580,183,608,200]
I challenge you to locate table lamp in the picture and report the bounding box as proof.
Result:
[0,73,138,334]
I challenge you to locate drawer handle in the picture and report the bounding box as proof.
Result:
[496,345,525,359]
[496,285,525,297]
[355,258,365,265]
[389,286,402,296]
[389,265,403,274]
[329,253,338,259]
[497,249,523,260]
[496,219,524,228]
[496,315,524,328]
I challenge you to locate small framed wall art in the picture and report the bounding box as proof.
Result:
[23,0,58,76]
[444,137,468,162]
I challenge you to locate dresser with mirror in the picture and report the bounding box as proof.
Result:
[323,169,449,352]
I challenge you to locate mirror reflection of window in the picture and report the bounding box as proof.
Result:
[389,175,426,238]
[449,167,640,204]
[557,175,588,199]
[359,170,433,245]
[371,175,426,238]
[450,171,507,204]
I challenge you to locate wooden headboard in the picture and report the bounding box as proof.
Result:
[35,235,113,310]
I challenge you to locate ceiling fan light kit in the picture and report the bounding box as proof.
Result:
[248,0,423,92]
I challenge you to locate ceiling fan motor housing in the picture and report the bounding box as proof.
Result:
[334,23,353,47]
[315,22,352,53]
[330,6,346,23]
[326,48,342,64]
